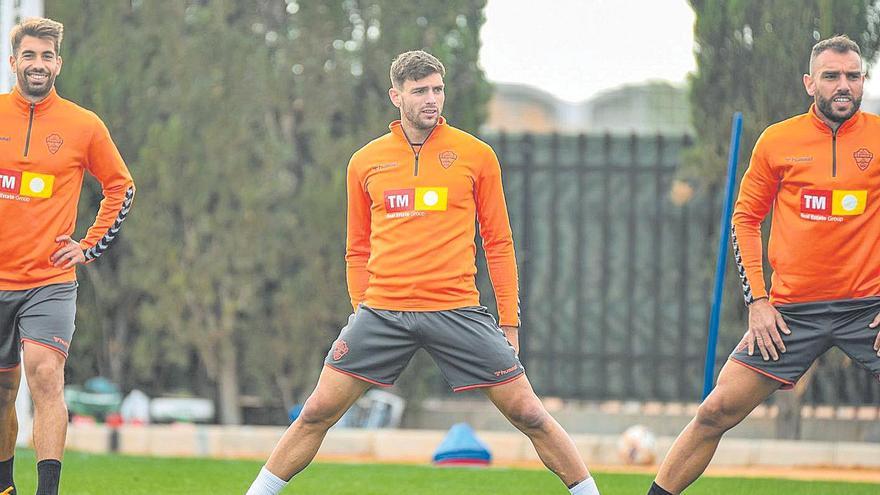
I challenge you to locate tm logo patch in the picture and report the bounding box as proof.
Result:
[384,187,448,213]
[0,169,54,199]
[800,188,866,220]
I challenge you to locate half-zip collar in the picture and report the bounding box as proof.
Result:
[808,104,864,177]
[808,103,863,135]
[12,87,59,157]
[10,86,59,116]
[389,117,446,176]
[388,116,446,140]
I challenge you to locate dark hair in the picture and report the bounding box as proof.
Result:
[390,50,445,88]
[11,17,64,56]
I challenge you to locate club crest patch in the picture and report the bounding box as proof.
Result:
[46,133,63,154]
[332,339,349,361]
[853,148,873,171]
[439,150,457,169]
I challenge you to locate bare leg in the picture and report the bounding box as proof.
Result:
[22,343,67,461]
[0,367,20,459]
[484,375,590,487]
[653,361,781,493]
[264,366,370,480]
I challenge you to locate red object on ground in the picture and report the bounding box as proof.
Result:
[105,413,124,428]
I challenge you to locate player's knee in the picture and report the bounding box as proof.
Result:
[695,397,740,433]
[297,395,342,430]
[507,402,549,433]
[26,361,64,401]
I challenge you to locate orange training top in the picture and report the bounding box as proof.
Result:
[346,118,520,326]
[732,106,880,305]
[0,87,135,290]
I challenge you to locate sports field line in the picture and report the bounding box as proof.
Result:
[310,454,880,484]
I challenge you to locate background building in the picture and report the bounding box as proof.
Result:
[485,81,691,135]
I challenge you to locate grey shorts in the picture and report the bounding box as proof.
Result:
[730,296,880,389]
[0,282,77,370]
[324,305,524,392]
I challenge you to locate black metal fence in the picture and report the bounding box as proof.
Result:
[471,132,880,406]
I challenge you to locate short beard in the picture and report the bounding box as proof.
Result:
[16,71,55,100]
[403,105,437,131]
[816,93,861,124]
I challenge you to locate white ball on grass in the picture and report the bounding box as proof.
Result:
[617,424,657,465]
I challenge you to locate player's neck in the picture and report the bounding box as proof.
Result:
[15,85,53,105]
[820,115,843,132]
[814,107,850,132]
[400,119,434,145]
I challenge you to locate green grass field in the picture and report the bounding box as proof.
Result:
[8,450,879,494]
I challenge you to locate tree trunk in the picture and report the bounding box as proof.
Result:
[217,340,242,425]
[774,391,802,439]
[108,309,129,387]
[275,373,295,412]
[775,364,816,439]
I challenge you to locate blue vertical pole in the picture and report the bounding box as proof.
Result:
[702,112,743,399]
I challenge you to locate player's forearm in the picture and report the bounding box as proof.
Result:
[729,143,776,303]
[485,244,520,327]
[80,184,135,262]
[730,221,767,303]
[478,198,519,325]
[345,260,370,310]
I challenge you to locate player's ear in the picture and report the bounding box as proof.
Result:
[803,73,815,97]
[389,86,401,108]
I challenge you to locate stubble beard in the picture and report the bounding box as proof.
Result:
[403,103,438,131]
[17,69,55,100]
[816,93,861,124]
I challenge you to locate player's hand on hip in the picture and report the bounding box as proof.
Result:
[869,311,880,356]
[502,326,519,356]
[51,235,86,269]
[746,298,790,361]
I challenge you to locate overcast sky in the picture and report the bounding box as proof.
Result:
[480,0,880,102]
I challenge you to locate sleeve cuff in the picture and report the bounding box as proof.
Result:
[78,241,96,265]
[747,295,769,306]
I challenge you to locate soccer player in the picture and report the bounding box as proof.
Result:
[0,18,135,495]
[246,51,600,495]
[647,35,880,495]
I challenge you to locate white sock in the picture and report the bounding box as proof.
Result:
[245,466,289,495]
[569,476,600,495]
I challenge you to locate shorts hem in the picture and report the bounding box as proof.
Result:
[452,371,525,392]
[729,357,794,390]
[0,363,20,372]
[324,364,393,388]
[20,338,69,359]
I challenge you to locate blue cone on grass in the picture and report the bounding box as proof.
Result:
[432,423,492,467]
